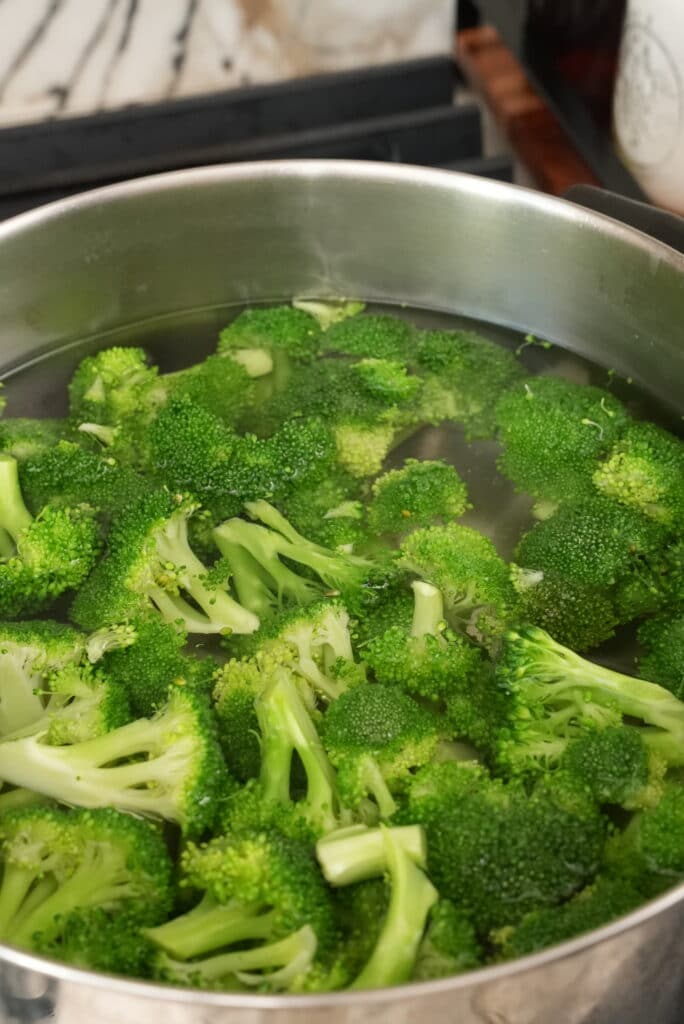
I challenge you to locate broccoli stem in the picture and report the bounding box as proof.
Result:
[158,925,317,989]
[0,864,36,937]
[0,455,33,547]
[0,651,45,735]
[77,422,117,446]
[154,513,259,635]
[85,624,137,663]
[351,827,438,990]
[410,581,445,641]
[357,757,398,820]
[316,825,426,885]
[145,894,275,959]
[210,535,277,619]
[214,520,321,609]
[224,348,274,378]
[517,630,684,762]
[256,668,341,833]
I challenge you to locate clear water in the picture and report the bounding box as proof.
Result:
[2,300,679,672]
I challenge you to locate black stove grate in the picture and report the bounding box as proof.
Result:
[0,56,512,221]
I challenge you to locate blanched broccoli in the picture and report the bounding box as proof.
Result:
[21,441,150,522]
[0,806,172,970]
[213,501,370,621]
[70,490,259,636]
[496,626,684,774]
[316,824,426,885]
[606,783,684,894]
[0,688,226,835]
[638,613,684,699]
[415,329,526,439]
[495,377,630,504]
[0,454,100,617]
[399,523,518,648]
[322,683,443,819]
[398,761,606,933]
[147,827,337,991]
[495,875,643,959]
[362,580,483,701]
[320,314,415,362]
[514,573,620,652]
[101,613,216,717]
[560,726,665,810]
[281,469,366,550]
[593,422,684,526]
[69,345,253,465]
[413,900,481,980]
[368,459,469,537]
[0,418,66,462]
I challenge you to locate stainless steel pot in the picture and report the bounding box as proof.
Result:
[0,161,682,1024]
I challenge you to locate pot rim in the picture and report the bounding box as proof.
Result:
[0,158,681,1007]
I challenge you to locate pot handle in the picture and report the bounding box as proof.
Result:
[564,185,684,256]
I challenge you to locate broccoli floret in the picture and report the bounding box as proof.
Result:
[561,726,665,810]
[0,806,172,961]
[320,314,415,362]
[70,490,259,636]
[606,783,684,893]
[0,418,66,462]
[101,613,216,718]
[292,299,365,332]
[516,496,668,591]
[495,377,630,503]
[514,573,620,652]
[213,658,266,783]
[495,875,643,959]
[363,581,483,702]
[415,329,526,439]
[368,459,469,537]
[322,683,442,819]
[218,305,320,414]
[351,359,421,404]
[399,761,606,932]
[593,422,684,526]
[21,441,150,522]
[259,601,365,702]
[69,346,253,465]
[398,523,518,648]
[445,659,512,761]
[496,626,684,774]
[281,469,365,550]
[148,828,336,991]
[214,501,370,621]
[0,454,100,617]
[638,613,684,700]
[0,688,226,835]
[413,900,481,980]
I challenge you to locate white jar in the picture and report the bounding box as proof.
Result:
[613,0,684,214]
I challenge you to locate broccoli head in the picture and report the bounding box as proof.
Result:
[593,421,684,527]
[413,900,481,980]
[638,613,684,700]
[0,418,67,462]
[495,377,630,503]
[368,459,469,537]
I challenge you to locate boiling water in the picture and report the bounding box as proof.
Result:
[1,301,678,672]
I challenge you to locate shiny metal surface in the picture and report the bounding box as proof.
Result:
[0,161,682,1024]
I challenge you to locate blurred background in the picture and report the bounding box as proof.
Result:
[0,0,681,220]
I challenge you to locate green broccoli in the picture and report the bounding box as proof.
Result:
[513,572,620,652]
[495,875,643,959]
[496,626,684,774]
[638,613,684,700]
[362,580,483,701]
[606,783,684,894]
[21,441,150,522]
[593,422,684,526]
[0,454,100,617]
[368,459,469,537]
[560,726,665,810]
[398,761,606,932]
[316,824,426,885]
[320,314,415,362]
[398,523,518,648]
[292,299,365,332]
[213,501,370,621]
[0,806,172,969]
[415,329,526,439]
[280,469,366,550]
[101,613,217,718]
[322,683,443,819]
[495,377,630,504]
[413,900,481,980]
[0,688,226,835]
[68,345,253,465]
[148,828,336,991]
[70,490,259,636]
[0,418,67,462]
